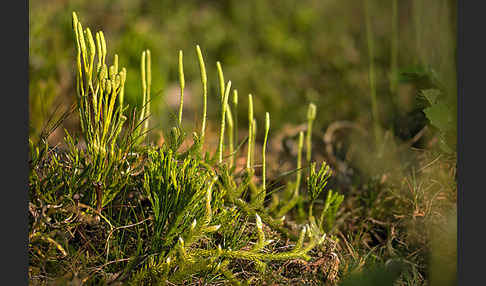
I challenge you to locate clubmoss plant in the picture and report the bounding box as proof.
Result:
[71,12,135,210]
[318,189,344,233]
[306,161,343,233]
[73,13,128,157]
[28,12,343,285]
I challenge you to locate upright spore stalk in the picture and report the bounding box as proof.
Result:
[218,81,232,164]
[196,45,208,146]
[296,131,304,194]
[232,90,238,168]
[252,118,257,167]
[138,50,152,142]
[262,112,270,192]
[217,61,225,101]
[144,50,151,138]
[306,103,316,163]
[226,105,234,168]
[178,50,185,126]
[246,94,254,170]
[139,51,147,129]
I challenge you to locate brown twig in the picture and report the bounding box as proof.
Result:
[105,217,152,259]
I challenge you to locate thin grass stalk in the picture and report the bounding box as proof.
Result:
[413,0,423,65]
[390,0,399,95]
[365,0,382,146]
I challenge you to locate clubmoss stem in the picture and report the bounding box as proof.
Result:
[233,90,238,156]
[144,50,151,139]
[306,103,316,163]
[196,45,208,146]
[277,131,304,217]
[226,105,234,168]
[218,81,232,164]
[252,118,257,167]
[139,51,147,133]
[246,94,254,170]
[217,61,225,101]
[262,112,270,192]
[178,50,185,126]
[296,131,304,196]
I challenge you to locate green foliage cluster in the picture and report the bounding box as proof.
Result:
[421,87,457,155]
[28,12,344,285]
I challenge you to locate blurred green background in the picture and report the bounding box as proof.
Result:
[29,0,456,148]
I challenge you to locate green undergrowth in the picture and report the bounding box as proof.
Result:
[28,12,345,285]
